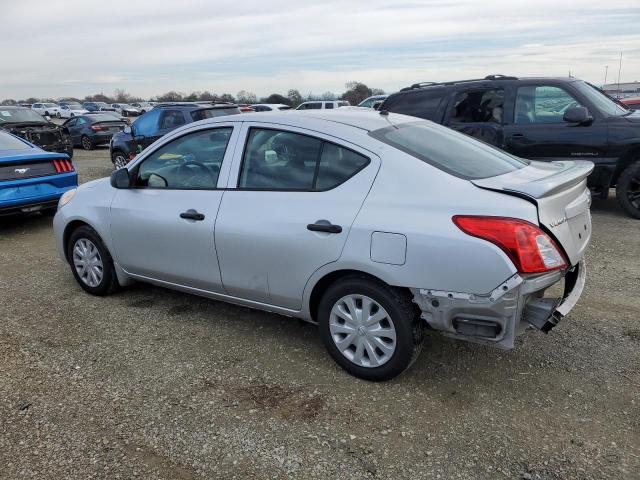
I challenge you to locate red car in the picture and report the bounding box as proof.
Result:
[621,97,640,111]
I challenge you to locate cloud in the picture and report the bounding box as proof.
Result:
[1,0,639,99]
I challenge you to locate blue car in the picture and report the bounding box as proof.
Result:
[0,131,77,216]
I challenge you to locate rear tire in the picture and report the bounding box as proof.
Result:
[616,160,640,219]
[67,225,119,296]
[318,276,424,381]
[81,135,94,151]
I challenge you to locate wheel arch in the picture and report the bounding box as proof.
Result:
[306,267,408,323]
[62,220,93,262]
[612,146,640,184]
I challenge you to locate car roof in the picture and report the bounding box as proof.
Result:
[203,107,416,132]
[399,75,580,92]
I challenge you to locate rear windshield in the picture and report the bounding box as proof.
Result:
[369,121,528,179]
[0,132,30,150]
[0,109,45,124]
[191,108,239,121]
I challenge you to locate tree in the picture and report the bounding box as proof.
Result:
[287,89,303,107]
[114,88,132,103]
[341,81,372,105]
[262,93,290,105]
[156,91,183,102]
[200,91,216,101]
[1,99,17,106]
[184,91,200,102]
[236,90,257,104]
[371,88,386,96]
[219,93,235,103]
[320,91,337,100]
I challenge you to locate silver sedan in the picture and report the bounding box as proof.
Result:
[53,109,592,380]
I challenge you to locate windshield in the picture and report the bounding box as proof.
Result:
[574,81,628,116]
[0,108,46,123]
[0,132,30,150]
[370,121,528,179]
[44,103,57,107]
[68,104,83,109]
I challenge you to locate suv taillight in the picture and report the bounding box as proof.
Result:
[452,216,567,273]
[53,159,74,173]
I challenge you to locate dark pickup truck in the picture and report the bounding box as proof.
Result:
[381,75,640,218]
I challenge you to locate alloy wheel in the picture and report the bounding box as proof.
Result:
[72,238,104,288]
[82,136,92,150]
[113,155,128,169]
[329,294,397,368]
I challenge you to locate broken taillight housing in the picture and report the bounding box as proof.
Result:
[452,216,567,273]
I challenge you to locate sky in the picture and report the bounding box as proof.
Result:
[1,0,639,100]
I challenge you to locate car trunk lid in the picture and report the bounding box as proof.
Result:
[471,160,594,266]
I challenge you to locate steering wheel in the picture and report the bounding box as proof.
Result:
[176,161,217,188]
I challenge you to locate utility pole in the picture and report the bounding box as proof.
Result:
[616,52,623,97]
[604,65,608,86]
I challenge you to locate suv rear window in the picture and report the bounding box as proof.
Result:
[369,121,527,179]
[191,108,240,121]
[383,89,445,121]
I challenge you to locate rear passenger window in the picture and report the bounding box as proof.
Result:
[325,103,334,109]
[239,128,370,190]
[159,110,186,130]
[385,89,445,121]
[316,143,369,190]
[451,89,504,124]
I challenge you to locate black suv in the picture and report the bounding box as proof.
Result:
[109,103,241,168]
[381,75,640,218]
[0,106,73,158]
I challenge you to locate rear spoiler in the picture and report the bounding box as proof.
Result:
[472,160,594,199]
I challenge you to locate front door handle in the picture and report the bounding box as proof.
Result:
[180,209,205,221]
[307,222,342,234]
[510,133,525,138]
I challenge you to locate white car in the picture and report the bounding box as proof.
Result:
[111,104,141,117]
[252,104,292,112]
[130,102,154,113]
[296,100,350,110]
[31,103,60,117]
[53,109,591,381]
[58,104,89,118]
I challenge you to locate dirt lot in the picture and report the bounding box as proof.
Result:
[0,147,638,479]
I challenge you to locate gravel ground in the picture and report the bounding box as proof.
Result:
[0,147,638,479]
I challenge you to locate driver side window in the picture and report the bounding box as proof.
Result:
[135,128,233,190]
[515,86,583,124]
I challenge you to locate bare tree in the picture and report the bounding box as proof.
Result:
[341,81,372,105]
[236,90,257,104]
[287,89,303,107]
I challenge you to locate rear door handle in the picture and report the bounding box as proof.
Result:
[307,222,342,234]
[180,209,205,221]
[510,133,525,138]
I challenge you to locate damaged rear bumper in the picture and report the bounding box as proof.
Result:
[411,261,586,349]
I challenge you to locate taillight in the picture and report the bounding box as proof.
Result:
[90,125,104,132]
[53,159,74,173]
[452,216,567,273]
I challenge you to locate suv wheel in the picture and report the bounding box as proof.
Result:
[318,276,424,381]
[81,135,93,150]
[112,151,128,170]
[67,226,119,296]
[616,160,640,219]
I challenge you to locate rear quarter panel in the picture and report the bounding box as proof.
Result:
[303,146,540,312]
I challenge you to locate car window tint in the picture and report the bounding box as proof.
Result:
[451,89,504,124]
[159,110,186,130]
[325,103,334,109]
[370,121,527,180]
[305,103,322,110]
[384,89,445,121]
[132,110,160,136]
[136,128,232,189]
[76,117,87,125]
[515,86,583,124]
[315,143,369,190]
[239,129,322,189]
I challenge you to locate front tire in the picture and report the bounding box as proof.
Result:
[56,112,61,119]
[616,160,640,219]
[81,135,94,150]
[67,226,119,296]
[112,151,128,170]
[318,276,424,381]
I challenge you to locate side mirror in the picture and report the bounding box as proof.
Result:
[563,106,592,124]
[110,168,131,189]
